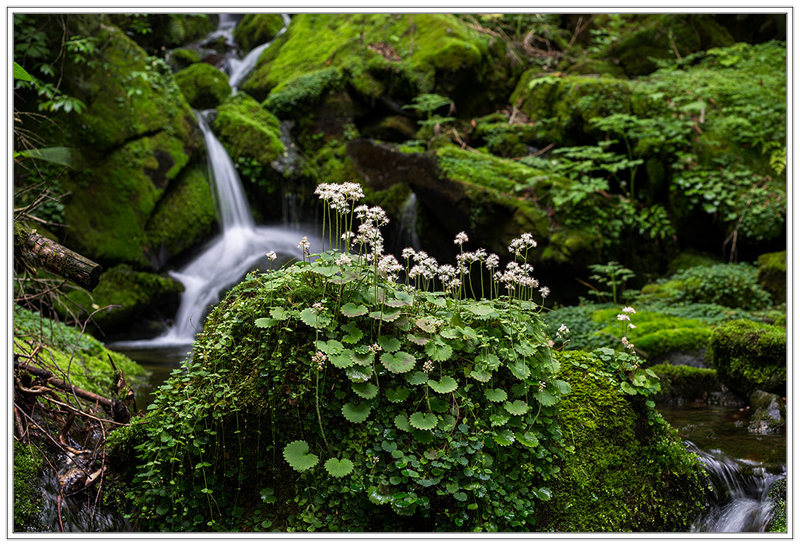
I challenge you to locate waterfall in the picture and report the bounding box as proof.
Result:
[687,442,783,532]
[117,13,314,348]
[228,14,290,90]
[398,191,421,250]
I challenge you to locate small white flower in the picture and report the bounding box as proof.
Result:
[617,314,630,322]
[557,324,570,338]
[454,231,469,245]
[335,253,352,267]
[266,251,277,261]
[298,236,310,253]
[539,286,550,298]
[370,343,382,353]
[402,247,416,260]
[547,339,555,348]
[423,360,434,373]
[622,306,636,314]
[538,380,547,392]
[485,254,500,269]
[629,324,636,329]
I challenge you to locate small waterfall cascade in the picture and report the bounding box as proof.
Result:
[688,442,784,532]
[397,191,421,250]
[228,14,291,90]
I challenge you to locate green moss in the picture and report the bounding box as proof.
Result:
[435,145,543,194]
[470,115,542,158]
[214,92,285,165]
[145,161,218,263]
[649,364,719,403]
[168,47,202,71]
[13,305,147,396]
[174,62,232,109]
[233,14,286,53]
[262,66,344,118]
[62,264,184,331]
[538,351,707,531]
[767,478,787,532]
[756,251,786,304]
[666,250,722,276]
[710,319,786,397]
[13,441,44,532]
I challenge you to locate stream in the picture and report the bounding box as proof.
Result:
[31,14,786,534]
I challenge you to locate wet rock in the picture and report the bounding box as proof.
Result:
[748,390,785,434]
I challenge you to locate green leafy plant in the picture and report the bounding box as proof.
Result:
[585,261,635,304]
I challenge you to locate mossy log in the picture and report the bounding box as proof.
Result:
[14,223,102,291]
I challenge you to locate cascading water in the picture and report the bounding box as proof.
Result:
[228,14,290,90]
[687,442,784,532]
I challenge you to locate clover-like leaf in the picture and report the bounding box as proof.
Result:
[341,321,363,344]
[352,382,378,399]
[340,302,368,317]
[386,386,410,403]
[283,440,318,472]
[427,375,458,394]
[342,402,371,423]
[493,429,515,446]
[516,431,539,448]
[409,412,438,430]
[300,307,330,329]
[324,457,354,478]
[504,400,529,416]
[270,307,291,320]
[255,317,278,328]
[394,413,411,432]
[260,487,277,503]
[484,388,508,403]
[377,336,401,353]
[381,351,416,374]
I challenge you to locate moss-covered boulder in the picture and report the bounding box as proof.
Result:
[649,364,720,404]
[13,441,44,532]
[537,351,707,531]
[144,162,218,269]
[233,14,286,53]
[168,47,202,71]
[213,92,285,167]
[61,264,184,337]
[757,251,786,305]
[748,390,785,434]
[174,62,232,110]
[709,319,786,397]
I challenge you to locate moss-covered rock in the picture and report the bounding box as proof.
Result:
[13,441,44,532]
[168,47,202,71]
[61,264,184,336]
[665,250,722,276]
[174,62,232,110]
[748,390,785,434]
[649,364,720,404]
[213,92,285,166]
[233,14,286,53]
[537,351,708,531]
[767,478,787,532]
[709,319,786,397]
[756,250,786,305]
[469,113,542,158]
[144,162,218,269]
[13,305,147,396]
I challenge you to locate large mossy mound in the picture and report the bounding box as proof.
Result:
[709,319,786,397]
[174,62,232,109]
[648,364,720,404]
[120,245,704,532]
[233,14,286,53]
[756,251,786,305]
[213,92,285,167]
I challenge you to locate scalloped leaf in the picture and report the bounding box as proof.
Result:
[405,370,428,385]
[300,308,330,329]
[283,441,318,472]
[407,334,431,346]
[465,303,498,318]
[415,318,437,333]
[386,386,411,403]
[489,410,510,427]
[484,388,508,403]
[316,339,343,355]
[470,367,492,383]
[409,412,438,430]
[493,429,515,446]
[504,400,529,416]
[324,457,354,478]
[255,317,278,328]
[352,382,378,399]
[427,375,458,394]
[377,336,401,353]
[270,307,291,320]
[507,358,530,380]
[553,379,572,395]
[385,299,410,308]
[429,397,450,413]
[394,413,411,432]
[532,389,558,407]
[341,321,363,344]
[439,327,460,340]
[346,365,373,383]
[329,350,356,369]
[516,431,539,448]
[351,351,374,366]
[340,302,368,317]
[412,429,435,444]
[342,402,371,423]
[425,340,453,362]
[381,351,416,374]
[370,309,402,322]
[476,353,501,371]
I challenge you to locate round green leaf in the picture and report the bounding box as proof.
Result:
[352,382,378,399]
[341,302,368,317]
[484,388,507,402]
[489,411,510,427]
[341,321,363,344]
[516,431,539,448]
[377,336,401,353]
[255,317,278,328]
[381,351,416,374]
[425,339,453,362]
[407,334,431,346]
[493,429,515,446]
[324,457,354,478]
[370,309,402,322]
[351,351,374,367]
[329,350,356,369]
[283,440,318,472]
[508,358,530,380]
[504,400,529,416]
[405,371,428,385]
[470,367,492,383]
[300,307,330,329]
[270,307,290,320]
[533,389,558,407]
[409,412,438,430]
[386,386,410,403]
[412,429,435,444]
[428,375,458,394]
[342,402,371,423]
[346,365,373,383]
[394,413,411,432]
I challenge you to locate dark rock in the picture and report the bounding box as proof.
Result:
[748,390,785,434]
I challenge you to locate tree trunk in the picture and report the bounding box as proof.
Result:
[14,222,102,291]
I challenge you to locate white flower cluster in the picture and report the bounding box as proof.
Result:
[508,233,537,256]
[266,251,277,262]
[495,261,538,292]
[335,253,352,267]
[312,302,326,313]
[311,351,327,370]
[405,249,439,284]
[353,205,389,257]
[422,360,435,373]
[556,323,570,338]
[298,236,310,254]
[454,231,469,245]
[377,254,403,282]
[314,182,365,214]
[618,306,637,351]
